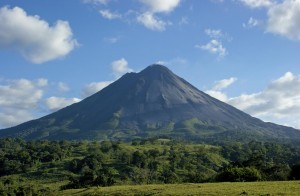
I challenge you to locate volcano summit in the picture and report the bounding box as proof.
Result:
[1,64,299,141]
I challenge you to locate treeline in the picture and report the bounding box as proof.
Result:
[0,138,71,176]
[0,138,300,192]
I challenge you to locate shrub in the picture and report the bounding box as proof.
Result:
[216,167,262,182]
[290,163,300,180]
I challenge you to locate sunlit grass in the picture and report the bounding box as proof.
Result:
[61,181,300,196]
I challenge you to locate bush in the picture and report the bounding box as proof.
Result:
[0,184,55,196]
[61,167,118,189]
[216,167,262,182]
[290,163,300,180]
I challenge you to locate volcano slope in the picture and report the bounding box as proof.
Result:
[1,64,300,142]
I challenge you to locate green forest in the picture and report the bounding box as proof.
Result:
[1,137,300,195]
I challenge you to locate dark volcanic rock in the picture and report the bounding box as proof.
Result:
[1,64,300,141]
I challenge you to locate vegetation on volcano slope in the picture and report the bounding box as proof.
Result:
[0,137,300,195]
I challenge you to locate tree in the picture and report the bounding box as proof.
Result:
[129,167,150,184]
[216,167,262,182]
[118,150,132,164]
[290,163,300,180]
[159,167,179,184]
[132,151,147,168]
[168,146,180,171]
[94,167,118,186]
[100,141,112,153]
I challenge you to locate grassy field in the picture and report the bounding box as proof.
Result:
[61,181,300,196]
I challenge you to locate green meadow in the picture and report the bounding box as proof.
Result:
[62,181,300,196]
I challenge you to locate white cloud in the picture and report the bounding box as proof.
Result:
[243,17,260,28]
[205,29,223,38]
[227,93,266,113]
[267,0,300,41]
[137,0,180,31]
[82,81,113,98]
[99,9,121,20]
[137,12,169,31]
[156,57,187,66]
[0,79,45,109]
[198,29,229,58]
[58,82,70,92]
[228,72,300,123]
[294,120,300,129]
[82,58,133,98]
[238,0,300,41]
[196,39,227,58]
[0,6,78,64]
[239,0,275,8]
[0,110,34,129]
[139,0,181,13]
[36,78,48,87]
[0,78,47,128]
[45,97,81,111]
[212,77,237,91]
[207,72,300,129]
[206,90,228,102]
[111,58,133,77]
[205,77,237,102]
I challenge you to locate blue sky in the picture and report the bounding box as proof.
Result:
[0,0,300,129]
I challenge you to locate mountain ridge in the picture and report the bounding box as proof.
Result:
[1,64,300,141]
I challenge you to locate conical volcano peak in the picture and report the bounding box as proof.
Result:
[140,64,173,76]
[1,63,300,141]
[145,64,169,70]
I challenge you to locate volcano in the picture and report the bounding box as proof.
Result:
[1,64,300,141]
